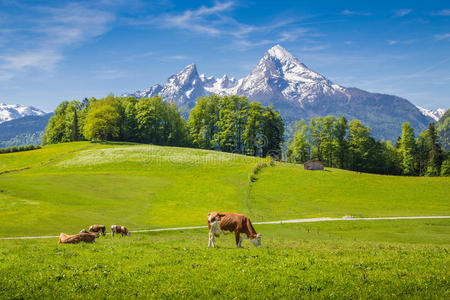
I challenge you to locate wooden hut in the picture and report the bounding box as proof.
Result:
[304,160,325,170]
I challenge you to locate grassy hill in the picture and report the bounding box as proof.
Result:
[0,141,449,236]
[0,141,448,236]
[0,142,448,298]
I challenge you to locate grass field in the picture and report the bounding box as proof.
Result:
[0,142,449,298]
[1,220,448,299]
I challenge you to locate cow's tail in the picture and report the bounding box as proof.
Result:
[246,217,257,236]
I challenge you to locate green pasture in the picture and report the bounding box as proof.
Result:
[0,142,449,298]
[0,219,448,299]
[0,142,449,236]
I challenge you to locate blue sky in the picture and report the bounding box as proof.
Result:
[0,0,449,111]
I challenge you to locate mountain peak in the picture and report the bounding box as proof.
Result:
[180,63,197,74]
[168,63,200,87]
[266,44,299,63]
[416,106,446,121]
[0,102,46,124]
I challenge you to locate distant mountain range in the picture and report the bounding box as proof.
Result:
[0,45,447,147]
[124,44,445,141]
[416,106,445,122]
[0,113,53,148]
[0,102,45,123]
[0,103,49,147]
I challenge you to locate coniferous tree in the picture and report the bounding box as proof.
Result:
[416,130,430,176]
[287,120,310,163]
[333,116,349,169]
[441,158,450,176]
[72,110,79,142]
[398,122,416,175]
[425,123,443,176]
[348,119,372,171]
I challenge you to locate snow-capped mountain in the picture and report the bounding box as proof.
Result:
[0,103,46,124]
[416,106,445,122]
[124,45,434,141]
[236,45,350,105]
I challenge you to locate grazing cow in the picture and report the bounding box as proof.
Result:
[89,224,106,236]
[207,212,262,248]
[111,225,131,237]
[58,232,99,244]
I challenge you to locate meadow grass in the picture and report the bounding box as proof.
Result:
[0,142,449,298]
[0,142,448,237]
[0,219,448,299]
[250,163,450,219]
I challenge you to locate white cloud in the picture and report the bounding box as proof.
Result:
[0,2,115,80]
[92,68,127,80]
[432,9,450,16]
[435,33,450,40]
[393,9,412,17]
[0,50,63,71]
[163,55,188,60]
[133,1,234,36]
[299,45,330,51]
[387,39,418,45]
[341,10,372,16]
[130,2,310,50]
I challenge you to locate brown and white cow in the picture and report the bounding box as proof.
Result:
[58,232,99,244]
[111,225,131,237]
[89,224,106,236]
[207,212,262,248]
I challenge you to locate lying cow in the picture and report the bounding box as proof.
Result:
[207,212,262,248]
[58,232,99,244]
[89,224,106,236]
[111,225,131,237]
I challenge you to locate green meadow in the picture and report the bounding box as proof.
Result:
[0,142,449,298]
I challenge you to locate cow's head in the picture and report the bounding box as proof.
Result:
[88,232,100,238]
[127,231,131,237]
[250,233,262,247]
[79,229,87,234]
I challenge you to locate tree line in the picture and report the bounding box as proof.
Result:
[0,144,41,154]
[188,95,284,157]
[42,94,284,157]
[42,93,449,176]
[287,116,449,176]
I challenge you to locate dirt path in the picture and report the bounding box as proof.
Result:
[0,215,448,240]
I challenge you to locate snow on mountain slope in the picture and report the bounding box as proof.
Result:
[123,44,434,140]
[0,103,46,123]
[236,44,350,105]
[416,106,446,122]
[124,45,349,106]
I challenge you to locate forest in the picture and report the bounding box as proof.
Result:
[42,94,284,157]
[41,93,449,177]
[287,116,449,176]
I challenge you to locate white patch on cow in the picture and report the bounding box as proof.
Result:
[250,233,262,247]
[208,219,221,248]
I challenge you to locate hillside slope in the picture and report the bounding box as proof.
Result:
[0,142,448,236]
